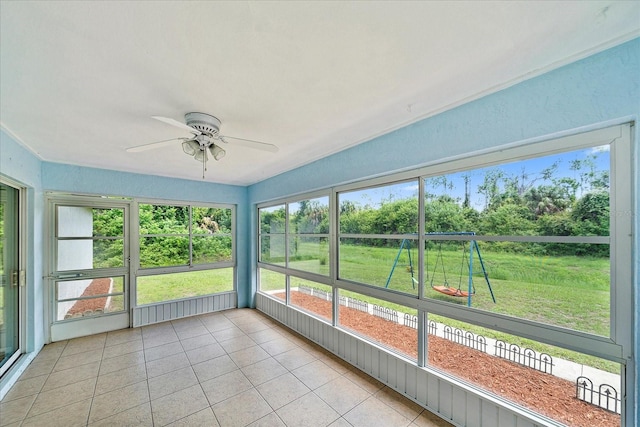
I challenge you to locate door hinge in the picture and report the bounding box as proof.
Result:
[12,270,26,287]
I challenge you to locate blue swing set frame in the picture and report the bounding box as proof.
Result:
[384,232,496,307]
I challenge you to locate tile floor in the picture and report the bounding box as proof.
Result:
[0,309,454,427]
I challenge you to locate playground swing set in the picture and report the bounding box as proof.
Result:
[384,232,496,307]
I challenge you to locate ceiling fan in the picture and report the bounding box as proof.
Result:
[127,112,278,178]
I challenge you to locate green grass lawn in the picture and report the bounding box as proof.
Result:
[264,242,615,373]
[337,243,610,336]
[136,268,234,305]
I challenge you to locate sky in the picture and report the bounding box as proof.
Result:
[339,144,610,211]
[262,144,610,214]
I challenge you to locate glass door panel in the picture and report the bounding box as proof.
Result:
[49,202,129,341]
[0,183,20,376]
[56,276,125,320]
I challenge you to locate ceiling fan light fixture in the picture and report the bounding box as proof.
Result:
[182,139,200,156]
[194,149,207,162]
[209,144,226,161]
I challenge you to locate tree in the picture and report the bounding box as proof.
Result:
[477,169,504,210]
[479,204,535,236]
[424,196,471,233]
[571,191,609,236]
[524,185,571,217]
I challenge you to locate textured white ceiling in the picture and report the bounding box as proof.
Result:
[1,1,639,185]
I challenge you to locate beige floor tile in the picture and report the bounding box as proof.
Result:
[218,335,256,353]
[200,369,252,405]
[95,362,147,395]
[165,407,220,427]
[144,341,185,363]
[291,360,341,390]
[236,320,272,335]
[276,392,340,427]
[175,324,210,341]
[148,366,199,401]
[146,352,190,378]
[151,384,210,426]
[89,380,150,423]
[273,347,317,371]
[143,330,179,349]
[41,360,100,392]
[21,398,92,427]
[328,417,354,427]
[223,308,255,319]
[99,350,145,375]
[0,394,37,426]
[192,355,238,383]
[317,354,351,375]
[102,338,143,359]
[344,396,412,427]
[375,387,424,421]
[241,357,288,386]
[410,410,455,427]
[27,377,96,417]
[32,341,66,363]
[105,327,142,347]
[89,402,153,427]
[201,315,235,333]
[171,317,204,331]
[228,345,271,368]
[212,389,272,427]
[259,337,299,356]
[255,372,311,410]
[53,348,103,372]
[185,342,225,365]
[247,328,284,344]
[141,323,175,338]
[342,369,385,394]
[2,309,456,427]
[315,376,371,415]
[179,333,217,351]
[211,326,247,342]
[61,334,106,357]
[1,374,48,402]
[19,359,56,380]
[246,412,286,427]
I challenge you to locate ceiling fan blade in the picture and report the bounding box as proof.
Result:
[219,135,279,153]
[126,137,188,153]
[151,116,201,135]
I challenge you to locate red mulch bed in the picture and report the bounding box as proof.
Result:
[279,291,620,427]
[66,278,112,317]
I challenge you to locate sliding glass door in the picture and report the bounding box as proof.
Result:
[0,183,21,377]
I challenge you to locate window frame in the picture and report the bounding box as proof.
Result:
[256,124,633,422]
[133,199,236,306]
[334,124,629,363]
[258,191,333,306]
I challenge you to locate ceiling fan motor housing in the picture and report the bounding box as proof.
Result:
[185,112,221,136]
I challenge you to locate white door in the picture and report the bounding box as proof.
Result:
[48,198,130,341]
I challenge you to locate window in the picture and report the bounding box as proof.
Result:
[421,146,611,336]
[338,181,418,295]
[136,202,234,305]
[258,195,331,319]
[257,124,632,425]
[259,204,286,267]
[288,197,329,275]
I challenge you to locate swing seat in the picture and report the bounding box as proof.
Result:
[433,285,471,298]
